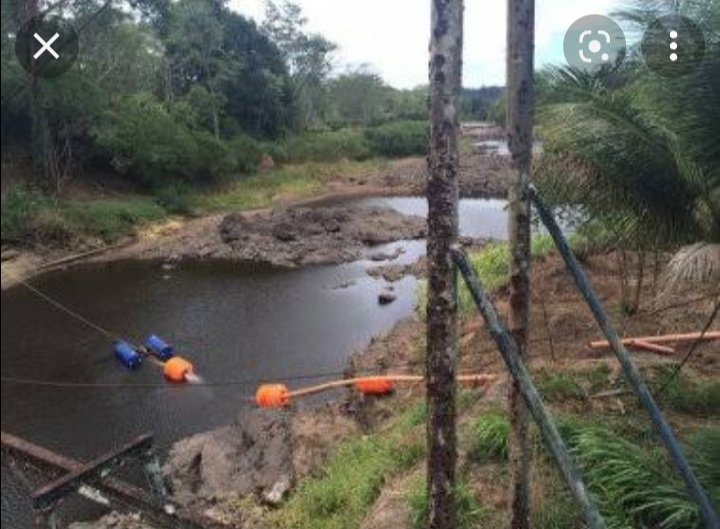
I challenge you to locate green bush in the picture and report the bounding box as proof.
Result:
[364,120,428,157]
[95,93,241,187]
[407,476,488,529]
[1,187,55,244]
[470,412,510,461]
[154,183,194,215]
[280,129,372,163]
[229,133,262,173]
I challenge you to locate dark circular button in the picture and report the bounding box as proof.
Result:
[641,15,705,78]
[15,15,79,78]
[563,15,626,73]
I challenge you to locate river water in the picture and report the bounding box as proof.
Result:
[1,197,508,527]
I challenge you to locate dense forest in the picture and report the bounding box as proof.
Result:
[0,0,502,196]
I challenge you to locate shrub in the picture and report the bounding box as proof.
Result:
[154,183,194,215]
[229,133,262,173]
[364,120,428,157]
[280,129,371,163]
[1,187,54,244]
[470,412,510,461]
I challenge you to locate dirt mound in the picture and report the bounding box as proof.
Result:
[219,206,426,267]
[164,408,294,507]
[164,403,360,512]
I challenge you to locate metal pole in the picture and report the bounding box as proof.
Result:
[451,246,607,529]
[529,186,719,529]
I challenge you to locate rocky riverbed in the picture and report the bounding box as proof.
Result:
[218,206,426,267]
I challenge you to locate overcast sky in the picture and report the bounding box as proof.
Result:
[229,0,621,88]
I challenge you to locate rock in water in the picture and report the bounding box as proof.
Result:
[378,290,397,305]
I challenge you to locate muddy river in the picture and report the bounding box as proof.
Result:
[1,197,508,527]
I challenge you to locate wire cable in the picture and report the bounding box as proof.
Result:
[1,268,121,341]
[653,294,720,398]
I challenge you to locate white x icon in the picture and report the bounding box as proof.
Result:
[33,32,60,60]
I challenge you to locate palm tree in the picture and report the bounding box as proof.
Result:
[535,0,719,291]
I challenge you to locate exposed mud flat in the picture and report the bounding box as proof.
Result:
[218,206,426,267]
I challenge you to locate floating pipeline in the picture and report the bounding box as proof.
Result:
[255,374,496,408]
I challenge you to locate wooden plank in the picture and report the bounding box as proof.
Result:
[1,431,221,529]
[31,434,153,510]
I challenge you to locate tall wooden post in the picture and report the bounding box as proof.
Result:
[426,0,463,528]
[506,0,535,528]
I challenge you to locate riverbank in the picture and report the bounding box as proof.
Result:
[72,248,716,529]
[164,251,718,529]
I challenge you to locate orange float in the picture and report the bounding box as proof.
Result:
[163,356,194,382]
[255,384,290,408]
[354,377,394,395]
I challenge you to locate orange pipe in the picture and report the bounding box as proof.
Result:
[588,331,720,349]
[627,339,675,356]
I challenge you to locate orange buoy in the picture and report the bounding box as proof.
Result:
[354,377,394,395]
[255,384,290,408]
[163,356,194,383]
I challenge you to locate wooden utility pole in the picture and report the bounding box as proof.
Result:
[506,0,535,528]
[426,0,463,528]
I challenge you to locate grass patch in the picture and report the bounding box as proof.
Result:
[270,405,426,529]
[417,234,557,315]
[470,411,510,462]
[192,159,385,212]
[406,474,490,529]
[61,197,167,241]
[651,367,720,418]
[537,372,587,402]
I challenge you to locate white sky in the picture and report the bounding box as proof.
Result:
[229,0,621,88]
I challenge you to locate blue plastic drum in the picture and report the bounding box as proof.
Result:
[113,340,142,369]
[145,334,175,361]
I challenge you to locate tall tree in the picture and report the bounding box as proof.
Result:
[426,0,463,528]
[506,0,535,528]
[262,0,336,128]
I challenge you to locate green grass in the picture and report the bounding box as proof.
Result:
[2,159,386,247]
[470,411,510,462]
[651,367,720,418]
[417,234,557,315]
[269,406,426,529]
[406,474,490,529]
[61,197,167,240]
[536,372,587,402]
[463,406,719,529]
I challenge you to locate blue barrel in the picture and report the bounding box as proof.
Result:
[145,334,175,361]
[113,340,142,369]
